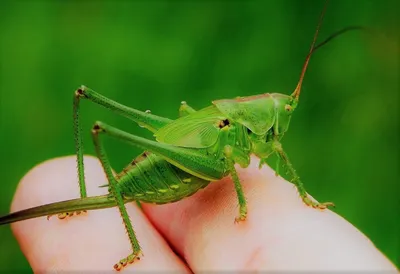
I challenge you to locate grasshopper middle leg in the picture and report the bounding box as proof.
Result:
[223,144,250,223]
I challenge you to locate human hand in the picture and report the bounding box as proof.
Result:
[10,155,397,272]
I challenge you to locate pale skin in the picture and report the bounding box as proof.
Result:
[10,155,397,272]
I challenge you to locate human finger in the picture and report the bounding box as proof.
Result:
[10,155,189,272]
[143,157,397,272]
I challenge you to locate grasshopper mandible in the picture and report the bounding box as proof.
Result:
[1,0,360,271]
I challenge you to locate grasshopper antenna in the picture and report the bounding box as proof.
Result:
[312,26,369,54]
[291,24,371,101]
[291,0,330,101]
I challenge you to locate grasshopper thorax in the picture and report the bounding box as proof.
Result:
[212,92,297,137]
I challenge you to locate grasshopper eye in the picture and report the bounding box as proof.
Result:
[285,104,292,112]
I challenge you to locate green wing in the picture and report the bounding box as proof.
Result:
[155,106,225,148]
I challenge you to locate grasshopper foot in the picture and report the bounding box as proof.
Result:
[114,251,143,271]
[302,196,335,210]
[47,210,87,220]
[234,210,247,224]
[258,158,267,169]
[234,215,246,224]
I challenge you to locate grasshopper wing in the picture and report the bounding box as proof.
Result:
[155,106,226,148]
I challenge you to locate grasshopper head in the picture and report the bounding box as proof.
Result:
[271,93,298,135]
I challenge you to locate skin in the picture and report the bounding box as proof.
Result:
[10,155,397,272]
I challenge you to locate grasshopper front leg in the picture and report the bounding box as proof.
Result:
[272,140,335,209]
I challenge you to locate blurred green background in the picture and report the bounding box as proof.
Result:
[0,0,398,271]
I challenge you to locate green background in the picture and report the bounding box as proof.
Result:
[0,0,398,271]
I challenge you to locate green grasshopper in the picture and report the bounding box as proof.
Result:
[0,0,361,271]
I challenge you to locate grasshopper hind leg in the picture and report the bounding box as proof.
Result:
[51,86,174,221]
[46,210,87,221]
[91,122,143,271]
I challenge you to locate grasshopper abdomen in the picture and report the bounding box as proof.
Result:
[117,152,211,204]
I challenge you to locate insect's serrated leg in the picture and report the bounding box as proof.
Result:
[75,86,172,133]
[272,140,335,210]
[92,123,142,271]
[179,101,196,117]
[224,145,248,223]
[72,86,172,204]
[92,121,225,181]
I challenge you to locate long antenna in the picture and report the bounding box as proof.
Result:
[312,26,368,54]
[291,0,330,101]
